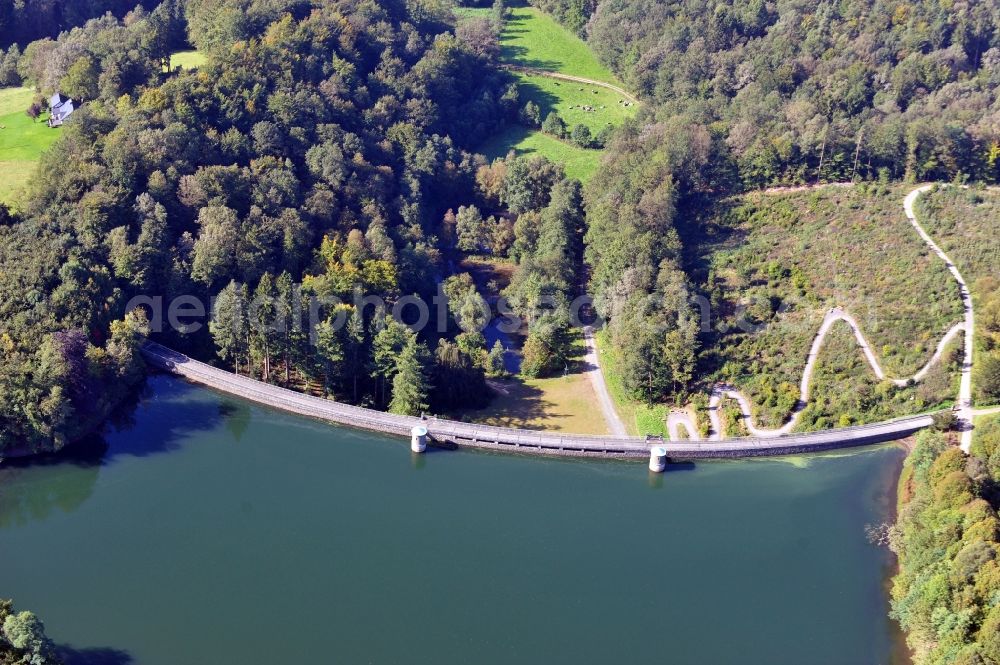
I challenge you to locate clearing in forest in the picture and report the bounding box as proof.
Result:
[0,86,60,208]
[467,7,637,183]
[453,257,611,434]
[499,6,618,82]
[466,329,611,435]
[478,124,603,182]
[169,50,206,70]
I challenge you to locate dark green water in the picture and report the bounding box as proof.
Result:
[0,376,907,664]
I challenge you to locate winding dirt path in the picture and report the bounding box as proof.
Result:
[503,65,641,105]
[903,186,975,452]
[668,185,976,450]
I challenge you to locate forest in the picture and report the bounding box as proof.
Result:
[0,0,499,452]
[0,0,600,455]
[1,0,1000,660]
[0,0,164,49]
[1,0,997,451]
[892,425,1000,665]
[575,0,1000,420]
[536,0,1000,185]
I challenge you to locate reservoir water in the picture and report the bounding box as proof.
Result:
[0,375,907,664]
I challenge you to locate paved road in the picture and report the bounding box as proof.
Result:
[503,65,641,105]
[582,326,628,437]
[670,185,973,445]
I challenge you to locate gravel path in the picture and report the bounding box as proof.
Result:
[502,65,641,105]
[669,185,975,447]
[582,326,629,437]
[903,185,975,452]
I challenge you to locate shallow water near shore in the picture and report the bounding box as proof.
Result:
[0,375,908,664]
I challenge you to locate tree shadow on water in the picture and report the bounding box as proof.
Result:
[96,375,244,461]
[55,645,134,665]
[0,376,242,526]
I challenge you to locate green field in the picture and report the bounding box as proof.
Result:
[500,7,619,83]
[0,87,60,207]
[463,6,636,183]
[170,50,206,70]
[513,72,635,132]
[479,124,603,182]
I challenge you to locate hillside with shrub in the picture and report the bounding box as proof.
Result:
[692,183,966,430]
[917,186,1000,407]
[578,0,1000,434]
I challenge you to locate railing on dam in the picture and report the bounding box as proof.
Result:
[141,342,934,459]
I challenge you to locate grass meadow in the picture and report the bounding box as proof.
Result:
[500,7,618,83]
[0,86,60,207]
[513,71,635,132]
[465,330,611,434]
[169,50,206,70]
[478,124,604,182]
[464,6,636,183]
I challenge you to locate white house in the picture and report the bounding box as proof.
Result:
[47,93,75,127]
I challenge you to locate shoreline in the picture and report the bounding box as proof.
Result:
[142,341,939,461]
[884,439,916,665]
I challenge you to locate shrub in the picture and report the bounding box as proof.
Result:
[519,100,541,127]
[933,410,957,431]
[570,123,591,148]
[977,352,1000,402]
[541,111,565,138]
[933,470,974,508]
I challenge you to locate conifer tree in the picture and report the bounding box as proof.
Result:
[372,318,410,407]
[250,272,277,380]
[487,339,506,377]
[313,318,344,396]
[345,308,366,402]
[389,336,431,416]
[211,280,248,374]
